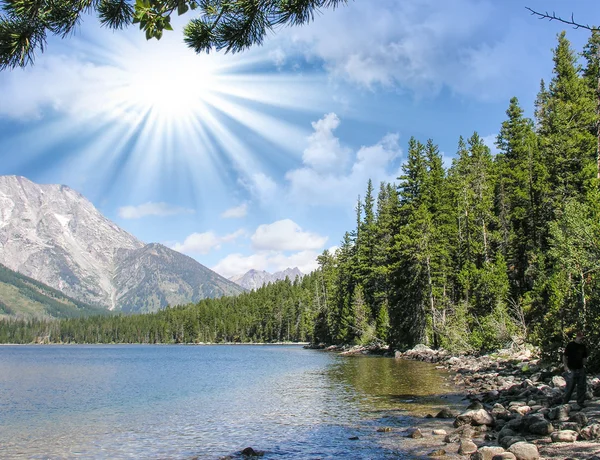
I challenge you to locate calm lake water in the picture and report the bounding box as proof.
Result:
[0,345,458,459]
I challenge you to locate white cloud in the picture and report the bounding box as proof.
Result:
[212,249,322,278]
[171,229,245,254]
[118,202,194,219]
[285,113,402,207]
[240,172,278,203]
[251,219,328,251]
[272,0,542,101]
[302,112,351,173]
[269,47,286,67]
[221,203,248,219]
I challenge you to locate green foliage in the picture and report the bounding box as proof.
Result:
[0,0,347,70]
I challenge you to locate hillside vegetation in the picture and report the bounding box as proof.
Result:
[0,263,108,320]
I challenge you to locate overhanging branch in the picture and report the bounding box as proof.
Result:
[525,7,599,32]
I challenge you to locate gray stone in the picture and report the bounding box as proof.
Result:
[550,430,578,442]
[432,429,447,435]
[580,423,600,440]
[569,411,588,427]
[527,421,553,435]
[499,436,527,449]
[556,421,580,432]
[492,453,517,460]
[455,408,495,427]
[428,449,446,457]
[498,428,517,441]
[407,428,423,439]
[470,446,505,460]
[507,441,539,460]
[436,408,457,419]
[548,404,570,421]
[458,439,478,455]
[551,375,567,389]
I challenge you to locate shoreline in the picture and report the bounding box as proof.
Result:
[375,345,600,459]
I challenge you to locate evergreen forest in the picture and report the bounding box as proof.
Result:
[3,31,600,366]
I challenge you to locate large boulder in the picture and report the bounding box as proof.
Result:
[507,441,539,460]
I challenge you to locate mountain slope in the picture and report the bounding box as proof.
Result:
[0,175,143,307]
[229,267,303,290]
[115,243,244,313]
[0,175,244,313]
[0,262,107,319]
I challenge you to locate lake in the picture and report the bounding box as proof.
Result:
[0,345,458,459]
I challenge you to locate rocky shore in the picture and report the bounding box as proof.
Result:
[389,344,600,459]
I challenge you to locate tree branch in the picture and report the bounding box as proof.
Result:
[525,7,599,32]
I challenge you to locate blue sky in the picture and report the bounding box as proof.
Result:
[1,0,599,278]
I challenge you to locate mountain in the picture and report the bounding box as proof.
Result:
[229,267,303,290]
[0,262,107,319]
[114,243,243,313]
[0,175,244,313]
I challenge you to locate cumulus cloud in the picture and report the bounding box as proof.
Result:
[118,202,195,219]
[285,113,402,207]
[221,203,248,219]
[251,219,328,251]
[302,113,351,173]
[171,229,244,254]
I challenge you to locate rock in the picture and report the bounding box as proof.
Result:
[511,405,531,416]
[376,427,392,432]
[444,432,460,443]
[507,441,539,460]
[569,411,588,427]
[551,375,567,389]
[432,429,447,435]
[467,401,484,410]
[557,421,580,432]
[548,404,570,421]
[527,421,553,435]
[240,447,264,457]
[436,408,458,419]
[492,454,517,460]
[458,439,478,455]
[580,423,600,440]
[499,436,527,449]
[550,430,578,442]
[428,449,446,457]
[497,428,517,442]
[470,446,505,460]
[348,436,359,440]
[455,409,495,427]
[407,428,423,439]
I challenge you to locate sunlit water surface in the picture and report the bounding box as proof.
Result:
[0,345,458,459]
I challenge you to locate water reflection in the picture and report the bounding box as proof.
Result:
[326,355,460,415]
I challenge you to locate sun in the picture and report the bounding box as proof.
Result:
[111,42,218,119]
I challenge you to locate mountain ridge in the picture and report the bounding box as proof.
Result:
[0,175,244,313]
[229,267,303,290]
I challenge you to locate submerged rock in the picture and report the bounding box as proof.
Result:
[240,447,264,457]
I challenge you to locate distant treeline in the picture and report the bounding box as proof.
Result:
[2,32,600,367]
